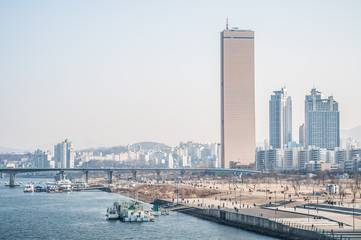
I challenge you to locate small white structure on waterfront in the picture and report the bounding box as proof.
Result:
[326,184,339,194]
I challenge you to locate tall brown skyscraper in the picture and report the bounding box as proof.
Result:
[221,28,255,168]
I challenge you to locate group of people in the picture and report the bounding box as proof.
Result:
[325,200,342,206]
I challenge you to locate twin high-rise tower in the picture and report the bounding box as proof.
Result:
[269,87,292,149]
[305,89,340,150]
[220,27,255,168]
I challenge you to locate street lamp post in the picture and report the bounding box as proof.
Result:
[284,186,286,208]
[177,179,179,205]
[266,187,268,201]
[240,189,242,209]
[313,184,315,196]
[308,198,310,222]
[353,204,355,232]
[219,192,221,208]
[274,191,277,215]
[235,187,237,205]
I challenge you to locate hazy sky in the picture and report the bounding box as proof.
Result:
[1,0,361,150]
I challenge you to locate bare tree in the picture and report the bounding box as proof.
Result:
[330,175,339,185]
[316,171,327,186]
[339,183,345,202]
[292,184,298,195]
[250,176,259,191]
[293,176,302,191]
[351,185,358,201]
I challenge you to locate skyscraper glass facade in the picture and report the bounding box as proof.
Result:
[269,87,292,149]
[305,88,340,150]
[221,28,255,168]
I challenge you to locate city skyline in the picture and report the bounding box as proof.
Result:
[3,2,361,239]
[1,1,361,150]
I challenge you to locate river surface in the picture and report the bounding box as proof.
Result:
[0,177,278,240]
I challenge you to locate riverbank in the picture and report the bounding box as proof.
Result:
[153,199,333,240]
[111,184,218,203]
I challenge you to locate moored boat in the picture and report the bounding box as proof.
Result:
[34,186,45,192]
[57,180,72,192]
[24,185,34,192]
[106,206,119,220]
[107,200,155,222]
[118,201,154,222]
[46,182,60,193]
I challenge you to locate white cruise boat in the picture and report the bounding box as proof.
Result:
[24,185,34,192]
[57,180,72,192]
[46,182,60,192]
[106,206,119,220]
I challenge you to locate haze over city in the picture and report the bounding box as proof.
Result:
[1,0,361,150]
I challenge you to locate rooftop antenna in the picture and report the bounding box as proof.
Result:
[226,18,229,30]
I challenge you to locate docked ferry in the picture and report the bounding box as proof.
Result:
[106,206,119,220]
[107,200,154,222]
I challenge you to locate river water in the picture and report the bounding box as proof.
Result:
[0,177,278,240]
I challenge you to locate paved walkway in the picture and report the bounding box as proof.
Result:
[265,206,361,230]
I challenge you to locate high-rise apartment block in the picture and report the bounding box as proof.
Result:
[54,139,75,168]
[33,149,54,168]
[269,87,292,149]
[221,27,255,168]
[299,124,306,147]
[305,88,340,150]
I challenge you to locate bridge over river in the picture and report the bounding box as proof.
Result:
[0,168,264,187]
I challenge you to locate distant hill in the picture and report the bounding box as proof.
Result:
[341,125,361,142]
[81,145,128,154]
[79,142,170,154]
[130,142,170,151]
[0,146,25,154]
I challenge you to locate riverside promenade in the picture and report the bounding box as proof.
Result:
[175,197,361,239]
[154,199,337,240]
[265,204,361,230]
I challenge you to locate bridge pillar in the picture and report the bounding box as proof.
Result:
[108,170,113,184]
[156,170,161,184]
[59,170,64,181]
[0,172,4,179]
[204,170,209,177]
[83,171,89,184]
[132,170,137,181]
[9,172,16,187]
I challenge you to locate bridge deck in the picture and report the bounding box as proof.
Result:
[0,168,263,174]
